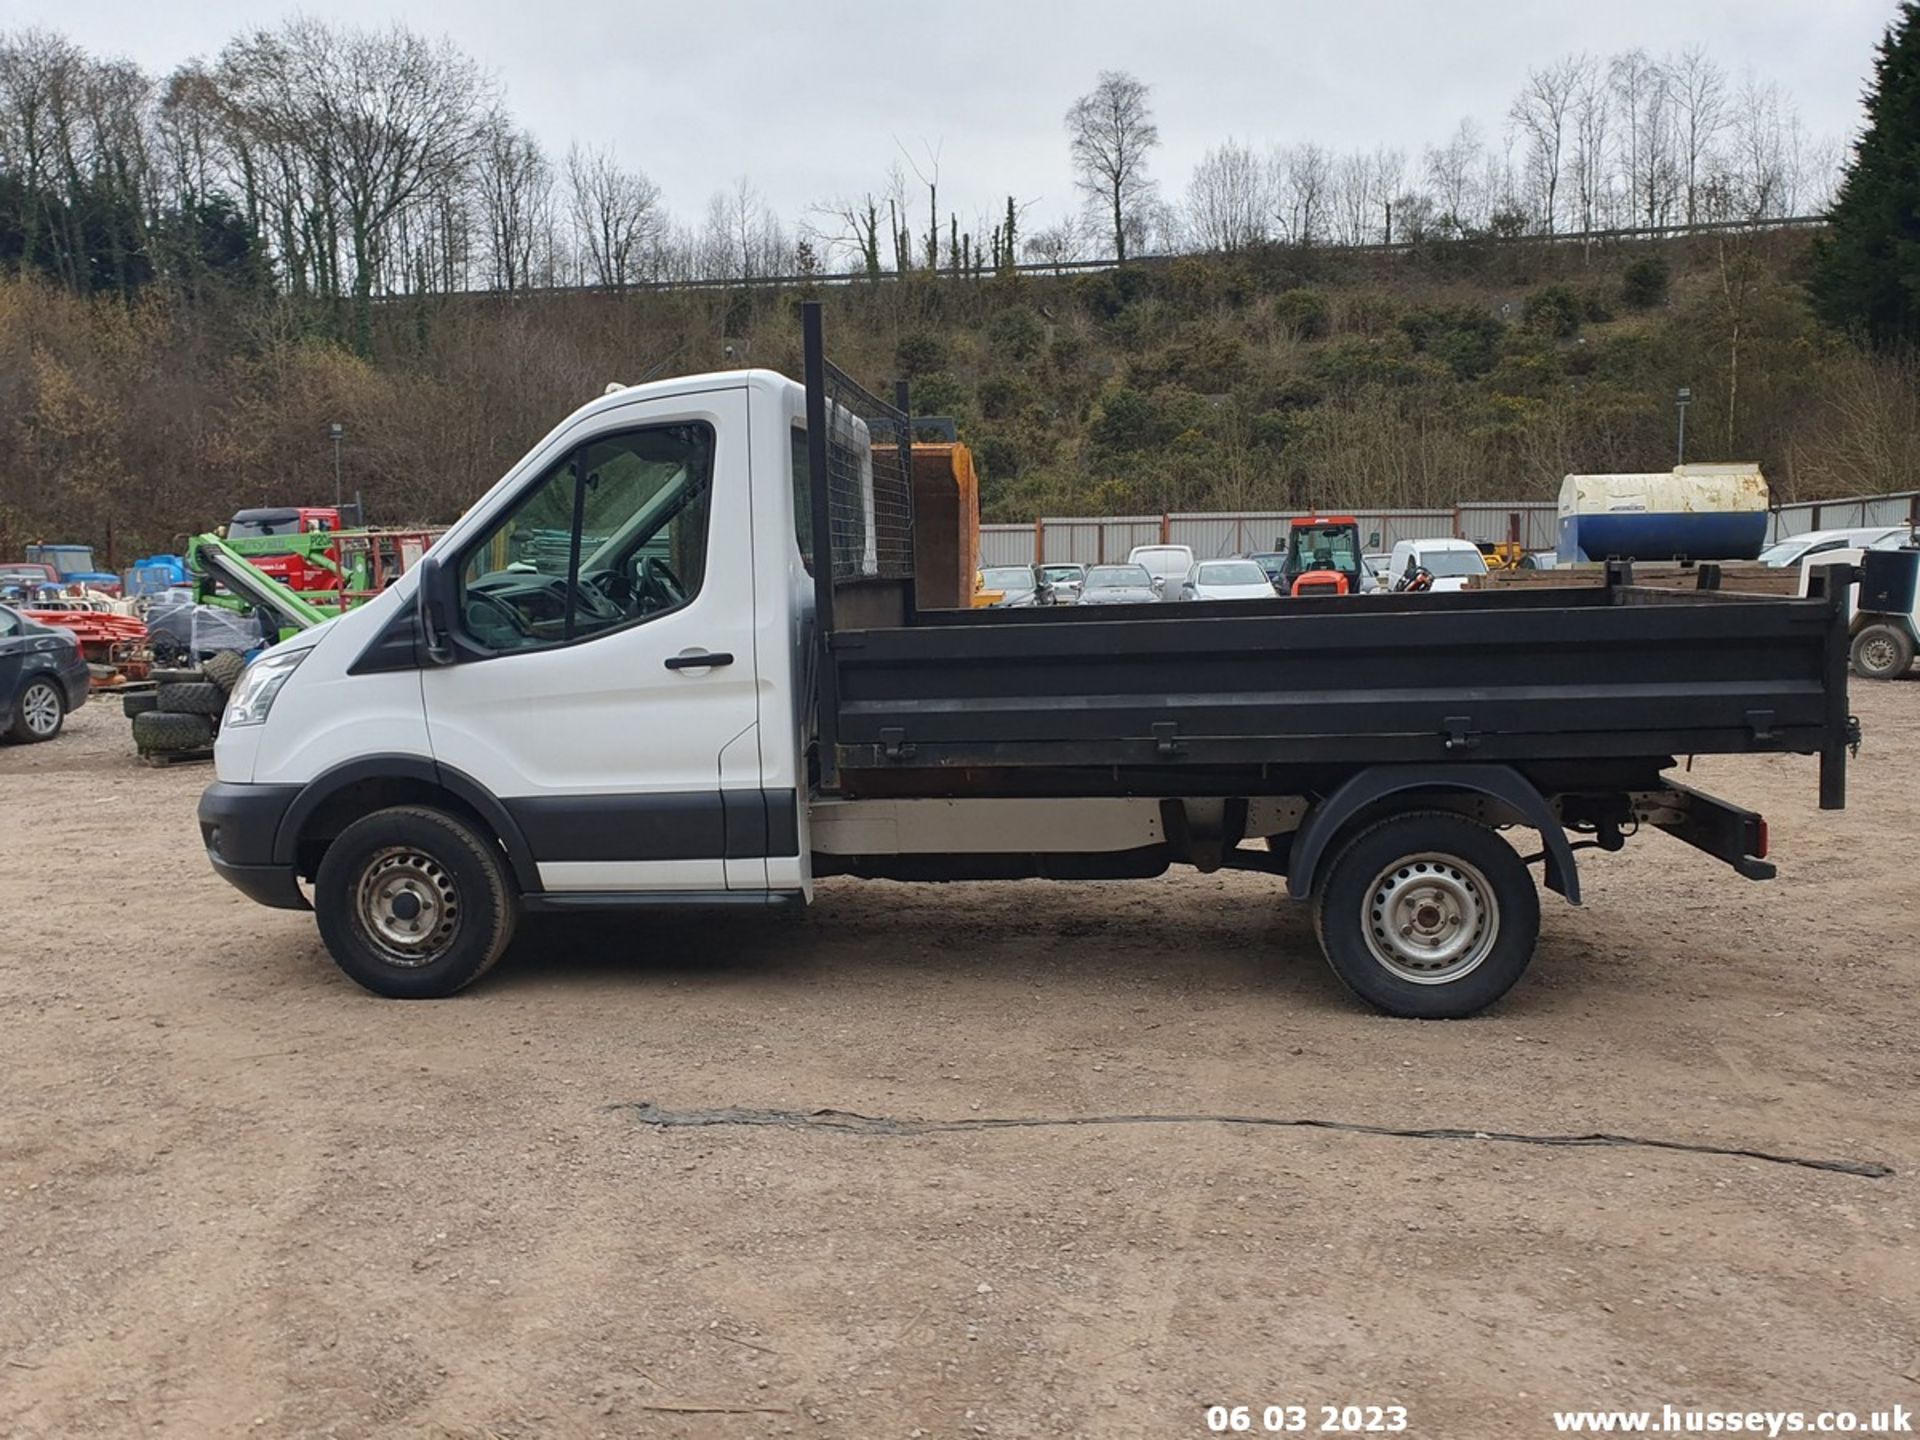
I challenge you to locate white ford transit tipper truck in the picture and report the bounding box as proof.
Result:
[199,305,1857,1019]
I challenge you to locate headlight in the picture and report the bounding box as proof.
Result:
[223,647,310,727]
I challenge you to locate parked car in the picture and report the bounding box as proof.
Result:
[1757,527,1907,568]
[1126,544,1195,601]
[0,603,89,742]
[1077,563,1161,606]
[979,565,1041,608]
[1520,550,1558,570]
[1389,537,1489,592]
[1035,563,1087,604]
[1180,558,1281,602]
[1362,552,1392,585]
[1248,552,1287,590]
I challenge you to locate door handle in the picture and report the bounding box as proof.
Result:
[664,650,734,670]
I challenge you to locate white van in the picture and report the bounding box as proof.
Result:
[1388,537,1489,592]
[1125,544,1194,600]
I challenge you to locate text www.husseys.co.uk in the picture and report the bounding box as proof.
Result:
[1551,1405,1912,1435]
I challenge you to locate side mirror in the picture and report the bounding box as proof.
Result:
[416,555,456,665]
[1151,575,1166,593]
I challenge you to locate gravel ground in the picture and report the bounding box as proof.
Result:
[1,687,1916,1439]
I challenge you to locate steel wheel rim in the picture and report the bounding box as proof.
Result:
[22,683,60,736]
[1861,634,1898,673]
[354,846,460,967]
[1362,851,1499,985]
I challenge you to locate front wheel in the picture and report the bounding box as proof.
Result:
[1313,811,1540,1019]
[8,677,66,742]
[1850,623,1914,681]
[313,806,518,998]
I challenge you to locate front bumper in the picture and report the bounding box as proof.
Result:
[198,781,309,910]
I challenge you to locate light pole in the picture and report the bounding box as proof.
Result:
[329,423,344,509]
[1675,387,1691,465]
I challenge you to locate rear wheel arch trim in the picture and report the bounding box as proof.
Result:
[1287,764,1580,905]
[271,754,543,894]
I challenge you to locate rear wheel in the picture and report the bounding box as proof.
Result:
[313,806,518,999]
[1313,811,1540,1019]
[1850,623,1914,681]
[8,678,66,742]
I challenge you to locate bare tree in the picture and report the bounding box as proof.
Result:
[1568,57,1612,242]
[216,19,490,353]
[1022,217,1085,272]
[566,143,658,290]
[1510,55,1582,233]
[1330,150,1375,246]
[1424,118,1485,232]
[813,191,885,277]
[1371,148,1406,242]
[1065,70,1159,262]
[1183,138,1268,253]
[1610,49,1676,229]
[1275,142,1333,245]
[476,117,550,292]
[1672,46,1728,223]
[697,177,787,282]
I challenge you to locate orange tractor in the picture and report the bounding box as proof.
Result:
[1275,516,1368,597]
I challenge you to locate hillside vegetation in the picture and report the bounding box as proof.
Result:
[4,226,1917,559]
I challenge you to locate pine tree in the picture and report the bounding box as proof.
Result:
[1812,2,1920,347]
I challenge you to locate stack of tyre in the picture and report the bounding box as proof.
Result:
[124,650,248,759]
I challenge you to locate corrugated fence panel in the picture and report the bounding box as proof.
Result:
[1171,514,1255,557]
[1038,517,1164,565]
[1770,492,1919,541]
[979,525,1036,567]
[1456,503,1559,551]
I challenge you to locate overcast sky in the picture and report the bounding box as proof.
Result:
[30,0,1897,235]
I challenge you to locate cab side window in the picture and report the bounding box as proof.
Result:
[455,423,715,654]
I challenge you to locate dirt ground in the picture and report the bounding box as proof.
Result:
[2,687,1916,1440]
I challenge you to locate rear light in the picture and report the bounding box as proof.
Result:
[1754,818,1769,858]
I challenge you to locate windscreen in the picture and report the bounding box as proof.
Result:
[982,567,1034,591]
[1197,561,1268,585]
[1423,548,1489,577]
[1087,565,1151,588]
[229,515,302,539]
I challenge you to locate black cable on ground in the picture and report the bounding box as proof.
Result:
[612,1102,1893,1179]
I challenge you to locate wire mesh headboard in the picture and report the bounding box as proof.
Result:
[815,358,915,585]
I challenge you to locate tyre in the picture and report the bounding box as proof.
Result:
[156,681,227,717]
[1312,810,1541,1020]
[203,650,247,692]
[313,806,518,999]
[7,677,66,743]
[132,710,214,753]
[1850,623,1914,681]
[122,692,160,718]
[149,667,205,686]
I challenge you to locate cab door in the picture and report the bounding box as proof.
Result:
[422,387,760,893]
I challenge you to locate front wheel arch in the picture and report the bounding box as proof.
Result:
[276,756,541,894]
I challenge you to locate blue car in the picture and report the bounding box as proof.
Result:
[0,603,89,742]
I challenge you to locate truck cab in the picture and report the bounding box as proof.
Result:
[24,543,121,596]
[200,308,1854,1019]
[226,507,347,603]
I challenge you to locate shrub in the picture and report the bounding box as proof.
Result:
[895,331,948,378]
[1622,257,1672,310]
[1522,284,1583,338]
[977,373,1037,420]
[909,372,968,420]
[986,306,1045,361]
[1272,288,1331,339]
[1088,386,1162,454]
[1399,305,1503,378]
